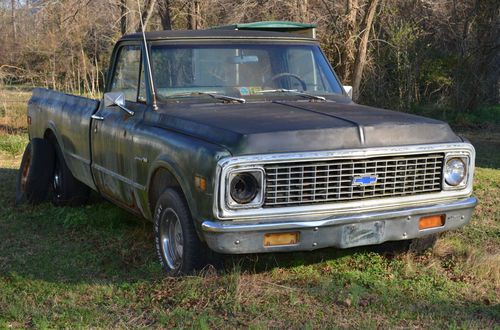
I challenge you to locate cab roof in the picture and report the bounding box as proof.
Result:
[120,29,315,42]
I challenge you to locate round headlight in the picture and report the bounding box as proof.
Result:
[230,173,259,204]
[444,158,466,186]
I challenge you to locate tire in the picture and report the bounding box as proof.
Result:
[15,138,55,205]
[51,142,90,206]
[154,188,210,276]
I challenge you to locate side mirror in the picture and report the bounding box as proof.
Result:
[103,92,134,116]
[343,85,353,99]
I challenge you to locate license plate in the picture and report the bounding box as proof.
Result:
[342,221,385,248]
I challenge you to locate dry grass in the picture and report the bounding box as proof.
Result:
[0,89,30,135]
[0,89,498,328]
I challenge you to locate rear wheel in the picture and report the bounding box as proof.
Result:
[154,188,211,276]
[15,138,55,205]
[51,142,89,206]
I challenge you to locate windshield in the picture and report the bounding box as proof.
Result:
[150,43,343,102]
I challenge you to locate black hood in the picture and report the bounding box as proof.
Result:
[145,99,461,155]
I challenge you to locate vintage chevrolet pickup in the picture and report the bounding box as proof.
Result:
[16,23,477,275]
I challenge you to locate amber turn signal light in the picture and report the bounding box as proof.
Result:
[263,232,299,246]
[419,214,445,230]
[194,175,206,192]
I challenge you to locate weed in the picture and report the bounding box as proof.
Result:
[0,134,27,156]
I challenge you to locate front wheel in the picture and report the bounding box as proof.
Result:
[154,188,211,276]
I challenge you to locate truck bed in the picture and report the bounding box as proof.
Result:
[28,88,100,190]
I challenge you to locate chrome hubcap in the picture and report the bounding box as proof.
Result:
[160,208,183,270]
[52,165,62,199]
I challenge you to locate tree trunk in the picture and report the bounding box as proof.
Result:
[351,0,379,101]
[120,0,127,35]
[11,0,17,42]
[143,0,157,30]
[342,0,359,82]
[136,0,157,32]
[159,0,172,30]
[187,0,201,30]
[297,0,309,22]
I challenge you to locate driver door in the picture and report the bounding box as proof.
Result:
[91,43,148,212]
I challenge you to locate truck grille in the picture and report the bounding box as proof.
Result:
[264,153,444,207]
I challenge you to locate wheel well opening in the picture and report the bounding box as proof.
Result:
[148,168,182,214]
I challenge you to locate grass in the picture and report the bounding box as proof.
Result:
[0,90,499,328]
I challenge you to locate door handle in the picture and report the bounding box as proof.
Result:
[91,114,104,121]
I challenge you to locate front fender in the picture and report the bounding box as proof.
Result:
[136,126,231,224]
[146,157,195,218]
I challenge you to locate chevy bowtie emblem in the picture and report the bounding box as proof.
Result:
[352,175,378,186]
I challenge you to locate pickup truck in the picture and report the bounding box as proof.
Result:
[16,23,477,276]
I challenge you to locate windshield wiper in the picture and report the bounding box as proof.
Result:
[258,89,326,101]
[166,91,246,104]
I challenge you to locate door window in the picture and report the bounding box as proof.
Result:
[110,45,146,102]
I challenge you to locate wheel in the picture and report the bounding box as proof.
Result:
[51,142,90,206]
[154,188,210,276]
[15,138,55,205]
[263,72,307,91]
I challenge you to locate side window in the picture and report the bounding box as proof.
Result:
[111,45,146,102]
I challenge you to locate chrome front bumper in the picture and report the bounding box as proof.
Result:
[201,197,477,254]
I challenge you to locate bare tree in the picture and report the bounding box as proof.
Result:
[158,0,172,30]
[136,0,157,31]
[120,0,127,35]
[342,0,359,81]
[10,0,16,42]
[351,0,380,100]
[297,0,309,22]
[187,0,201,30]
[0,0,497,112]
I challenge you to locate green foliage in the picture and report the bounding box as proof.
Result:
[455,105,500,126]
[410,104,500,131]
[0,134,27,156]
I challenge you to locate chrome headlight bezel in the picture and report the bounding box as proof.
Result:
[224,167,265,210]
[443,154,469,190]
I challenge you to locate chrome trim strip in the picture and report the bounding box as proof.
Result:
[358,126,365,145]
[214,143,475,220]
[203,197,477,233]
[66,150,90,165]
[92,164,146,190]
